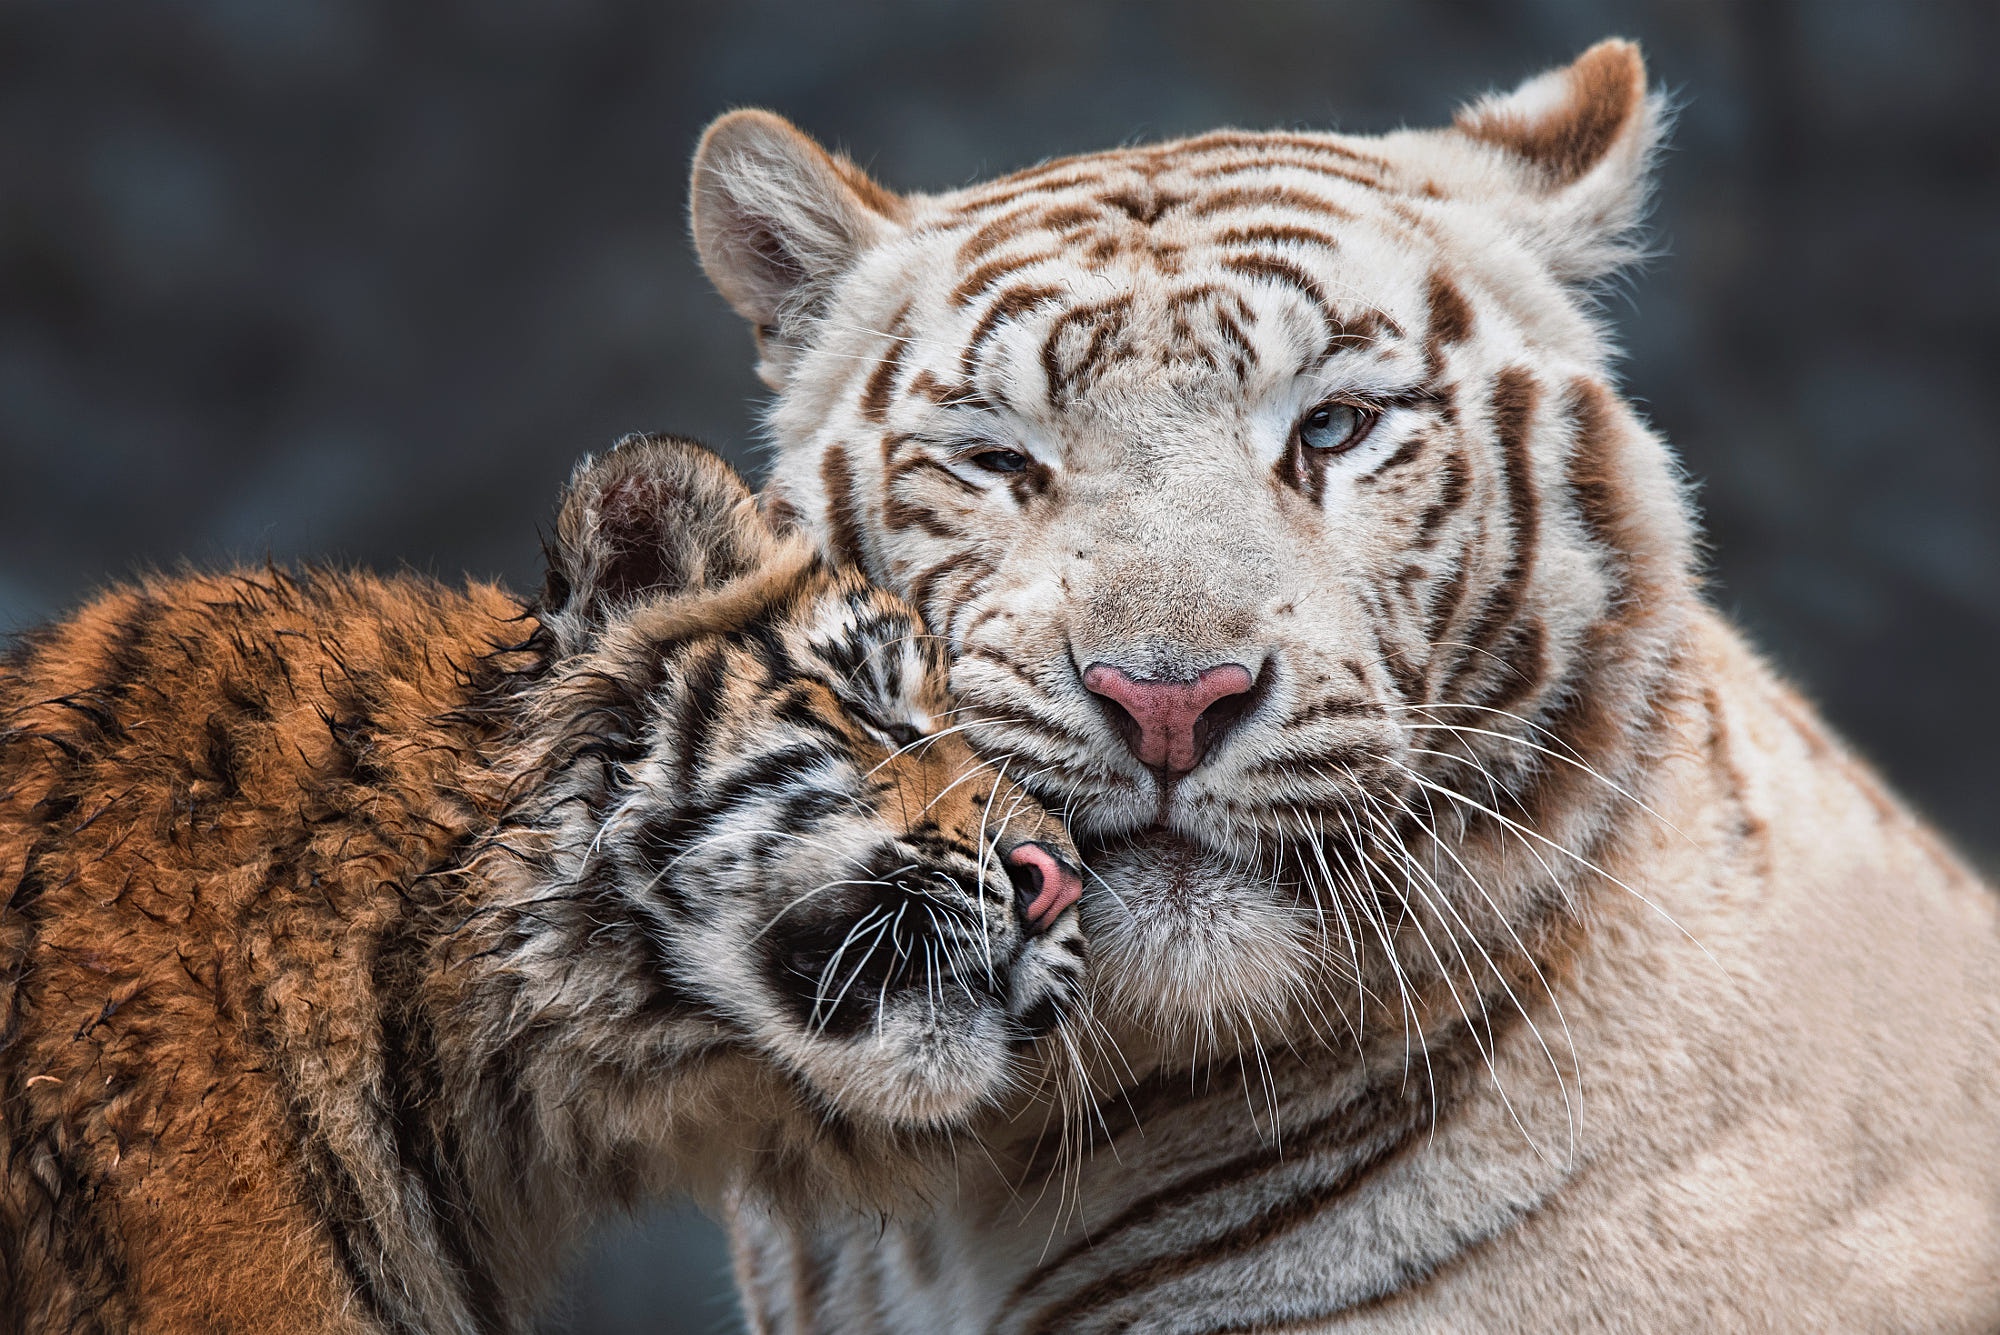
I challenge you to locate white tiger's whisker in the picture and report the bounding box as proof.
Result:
[1346,787,1553,1161]
[1375,756,1738,993]
[1367,774,1583,1162]
[1394,714,1698,848]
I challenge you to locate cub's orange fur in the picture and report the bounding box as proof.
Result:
[0,436,1084,1333]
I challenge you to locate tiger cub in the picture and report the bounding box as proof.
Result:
[0,435,1086,1334]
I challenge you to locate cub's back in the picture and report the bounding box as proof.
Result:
[0,569,529,1333]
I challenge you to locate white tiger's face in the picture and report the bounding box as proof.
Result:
[692,44,1694,1044]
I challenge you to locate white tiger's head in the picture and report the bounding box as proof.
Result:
[689,43,1697,1050]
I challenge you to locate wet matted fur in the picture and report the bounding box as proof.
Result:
[692,40,2000,1334]
[0,436,1085,1333]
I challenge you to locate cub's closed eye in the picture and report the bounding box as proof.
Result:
[970,448,1029,475]
[1296,401,1378,455]
[879,721,924,749]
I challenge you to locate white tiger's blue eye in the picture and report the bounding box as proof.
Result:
[1297,402,1374,454]
[971,448,1029,474]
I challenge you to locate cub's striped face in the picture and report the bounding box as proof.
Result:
[540,439,1085,1129]
[693,45,1692,1038]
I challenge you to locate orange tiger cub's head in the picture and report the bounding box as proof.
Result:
[498,436,1085,1162]
[689,43,1698,1046]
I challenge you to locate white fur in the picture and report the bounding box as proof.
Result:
[692,42,2000,1332]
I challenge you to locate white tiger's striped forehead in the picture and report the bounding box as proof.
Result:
[823,142,1449,429]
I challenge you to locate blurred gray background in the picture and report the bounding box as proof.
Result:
[4,1,1995,1329]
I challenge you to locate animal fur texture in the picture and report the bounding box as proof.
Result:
[0,435,1086,1333]
[691,39,2000,1333]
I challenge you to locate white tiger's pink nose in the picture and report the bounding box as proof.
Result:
[1082,661,1257,775]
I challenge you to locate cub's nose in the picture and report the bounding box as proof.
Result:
[1082,661,1257,776]
[1003,841,1083,935]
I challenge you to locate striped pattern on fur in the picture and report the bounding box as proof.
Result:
[0,436,1085,1333]
[694,41,2000,1332]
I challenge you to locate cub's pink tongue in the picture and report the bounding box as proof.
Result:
[1005,842,1082,933]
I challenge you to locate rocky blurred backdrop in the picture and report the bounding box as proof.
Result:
[4,1,1995,1330]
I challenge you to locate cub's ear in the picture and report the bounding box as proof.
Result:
[1451,39,1667,283]
[690,110,906,384]
[541,434,773,653]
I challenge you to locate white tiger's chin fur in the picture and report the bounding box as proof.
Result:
[1080,832,1321,1045]
[1050,735,1413,1041]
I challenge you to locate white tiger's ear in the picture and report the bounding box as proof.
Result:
[541,434,774,654]
[691,110,907,383]
[1451,39,1666,283]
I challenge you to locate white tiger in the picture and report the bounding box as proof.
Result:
[689,40,2000,1333]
